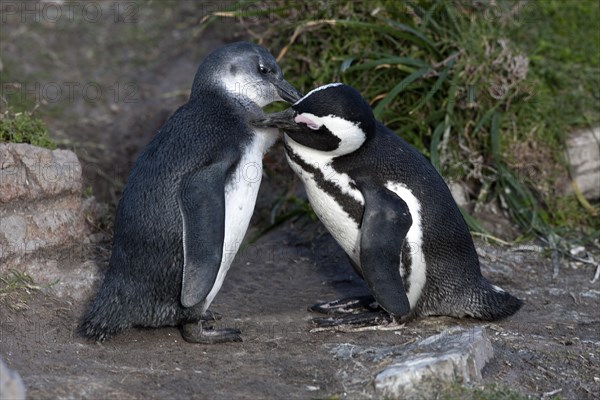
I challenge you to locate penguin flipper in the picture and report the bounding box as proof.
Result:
[178,163,228,308]
[359,185,413,317]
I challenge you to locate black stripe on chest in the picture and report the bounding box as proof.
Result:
[285,144,363,224]
[401,240,412,292]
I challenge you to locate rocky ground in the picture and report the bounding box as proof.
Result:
[1,211,599,399]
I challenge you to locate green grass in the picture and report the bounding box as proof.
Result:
[0,108,56,149]
[442,382,532,400]
[0,270,45,311]
[218,0,599,244]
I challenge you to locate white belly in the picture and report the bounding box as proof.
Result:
[285,138,427,308]
[202,128,277,311]
[301,172,362,264]
[384,181,426,308]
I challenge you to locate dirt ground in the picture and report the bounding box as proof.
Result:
[1,220,599,399]
[1,2,599,399]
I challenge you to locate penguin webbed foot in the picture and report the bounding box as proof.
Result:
[308,295,378,315]
[309,296,416,331]
[310,296,389,328]
[182,322,242,344]
[392,309,417,324]
[312,311,392,328]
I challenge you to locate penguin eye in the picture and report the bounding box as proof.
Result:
[258,64,269,75]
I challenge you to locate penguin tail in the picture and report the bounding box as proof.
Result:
[462,278,523,321]
[78,292,130,341]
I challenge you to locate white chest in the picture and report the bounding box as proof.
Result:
[285,137,429,309]
[286,151,363,265]
[202,128,277,310]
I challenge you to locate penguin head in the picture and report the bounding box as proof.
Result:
[253,83,376,156]
[191,42,302,107]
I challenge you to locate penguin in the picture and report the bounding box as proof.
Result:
[251,83,522,326]
[79,42,302,343]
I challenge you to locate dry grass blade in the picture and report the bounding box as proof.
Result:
[276,20,338,61]
[0,270,41,311]
[0,269,59,311]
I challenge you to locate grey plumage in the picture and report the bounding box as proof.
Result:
[79,42,301,341]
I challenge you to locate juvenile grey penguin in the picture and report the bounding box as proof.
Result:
[79,42,301,343]
[252,83,522,326]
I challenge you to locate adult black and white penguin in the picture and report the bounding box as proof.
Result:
[252,83,522,325]
[79,42,302,343]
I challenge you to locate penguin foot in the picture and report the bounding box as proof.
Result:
[200,310,223,322]
[182,322,242,344]
[309,295,378,315]
[311,311,392,328]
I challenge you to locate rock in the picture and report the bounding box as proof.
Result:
[0,143,98,299]
[0,143,82,204]
[42,260,104,301]
[447,182,470,209]
[565,126,600,200]
[0,357,26,400]
[374,327,493,399]
[473,202,520,240]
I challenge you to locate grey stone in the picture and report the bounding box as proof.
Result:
[447,181,470,209]
[0,215,27,246]
[0,143,98,300]
[0,357,26,400]
[1,198,88,274]
[565,126,600,200]
[0,143,82,204]
[44,260,103,301]
[374,327,494,399]
[581,290,600,299]
[1,144,87,272]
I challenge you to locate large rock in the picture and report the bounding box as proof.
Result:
[374,327,493,399]
[447,181,470,209]
[0,357,26,400]
[0,143,92,293]
[0,143,82,203]
[566,126,600,200]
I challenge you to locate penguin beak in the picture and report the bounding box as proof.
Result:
[250,108,299,131]
[274,80,303,103]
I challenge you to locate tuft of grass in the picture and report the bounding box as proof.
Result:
[442,382,532,400]
[0,270,46,312]
[217,0,599,244]
[82,186,94,198]
[0,107,56,149]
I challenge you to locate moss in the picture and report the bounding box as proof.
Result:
[0,108,56,149]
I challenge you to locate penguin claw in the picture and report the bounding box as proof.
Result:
[182,323,242,344]
[309,295,379,315]
[311,311,392,328]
